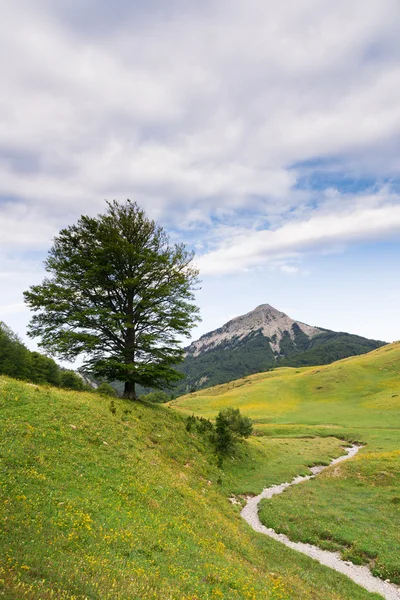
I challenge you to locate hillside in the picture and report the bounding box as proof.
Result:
[0,377,381,600]
[175,304,385,394]
[172,342,400,584]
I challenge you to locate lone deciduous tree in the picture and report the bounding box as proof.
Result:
[24,200,200,400]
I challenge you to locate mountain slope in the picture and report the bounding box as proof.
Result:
[175,304,385,394]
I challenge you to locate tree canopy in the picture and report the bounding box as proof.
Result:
[24,200,200,400]
[0,321,92,391]
[0,321,32,381]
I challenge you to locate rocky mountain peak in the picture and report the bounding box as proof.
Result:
[186,303,322,357]
[177,305,386,394]
[253,303,282,313]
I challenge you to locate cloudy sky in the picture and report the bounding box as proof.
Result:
[1,0,400,354]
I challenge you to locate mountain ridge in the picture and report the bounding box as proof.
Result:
[175,303,386,394]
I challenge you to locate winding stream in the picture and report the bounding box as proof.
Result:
[241,444,400,600]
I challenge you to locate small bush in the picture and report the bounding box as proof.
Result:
[214,407,253,467]
[219,407,253,438]
[196,416,214,433]
[96,382,118,397]
[60,370,86,391]
[186,414,197,432]
[185,414,213,433]
[215,412,234,457]
[140,390,170,403]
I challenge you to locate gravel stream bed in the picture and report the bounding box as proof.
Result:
[241,444,400,600]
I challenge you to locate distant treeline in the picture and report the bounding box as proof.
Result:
[278,331,385,367]
[0,321,92,391]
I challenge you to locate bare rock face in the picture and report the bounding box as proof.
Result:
[187,304,322,357]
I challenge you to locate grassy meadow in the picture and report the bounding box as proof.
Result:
[173,342,400,586]
[0,376,385,600]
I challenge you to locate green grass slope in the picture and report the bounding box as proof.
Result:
[172,342,400,427]
[172,342,400,584]
[0,377,382,600]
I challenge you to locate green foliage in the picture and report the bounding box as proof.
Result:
[0,321,32,381]
[96,382,118,397]
[24,200,200,400]
[214,408,253,467]
[0,321,81,391]
[221,407,253,438]
[291,323,311,352]
[30,352,61,386]
[215,411,234,460]
[186,414,214,433]
[59,370,86,391]
[187,408,252,460]
[186,414,197,432]
[140,390,170,403]
[279,331,385,368]
[196,415,214,433]
[278,330,297,357]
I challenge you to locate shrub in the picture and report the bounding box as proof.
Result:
[60,370,85,390]
[219,407,253,438]
[186,414,197,432]
[214,407,253,467]
[140,390,170,403]
[96,382,118,397]
[196,416,214,433]
[215,411,234,457]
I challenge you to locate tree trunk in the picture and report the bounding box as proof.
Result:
[123,288,137,401]
[122,381,137,400]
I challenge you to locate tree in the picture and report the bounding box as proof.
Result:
[0,320,67,386]
[24,200,200,400]
[30,352,61,386]
[0,321,32,381]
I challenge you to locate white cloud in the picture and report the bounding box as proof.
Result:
[197,195,400,275]
[280,265,300,275]
[0,0,400,236]
[0,303,28,316]
[0,202,60,249]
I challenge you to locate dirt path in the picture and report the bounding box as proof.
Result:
[241,445,400,600]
